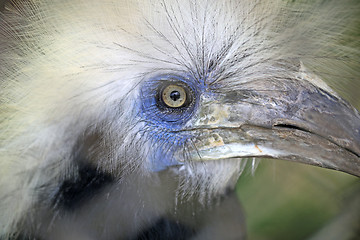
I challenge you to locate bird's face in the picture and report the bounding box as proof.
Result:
[74,0,360,195]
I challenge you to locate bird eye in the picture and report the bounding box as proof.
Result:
[141,75,197,126]
[161,84,187,108]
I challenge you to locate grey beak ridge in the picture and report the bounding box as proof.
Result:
[184,78,360,177]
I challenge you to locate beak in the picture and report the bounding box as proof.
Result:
[179,76,360,177]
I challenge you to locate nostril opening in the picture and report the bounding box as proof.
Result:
[273,123,310,133]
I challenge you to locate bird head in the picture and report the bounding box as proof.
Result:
[0,0,359,237]
[67,0,359,195]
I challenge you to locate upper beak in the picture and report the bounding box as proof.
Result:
[178,75,360,177]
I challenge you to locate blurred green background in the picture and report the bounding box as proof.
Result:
[236,160,359,240]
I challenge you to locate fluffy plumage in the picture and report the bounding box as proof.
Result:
[0,0,359,239]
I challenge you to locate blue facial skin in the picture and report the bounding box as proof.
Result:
[139,74,207,171]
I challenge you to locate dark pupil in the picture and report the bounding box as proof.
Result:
[170,91,181,101]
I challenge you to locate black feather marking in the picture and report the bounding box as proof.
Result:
[52,164,114,211]
[131,218,196,240]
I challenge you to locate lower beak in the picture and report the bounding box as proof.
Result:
[180,78,360,177]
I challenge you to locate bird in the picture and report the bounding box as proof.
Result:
[0,0,359,239]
